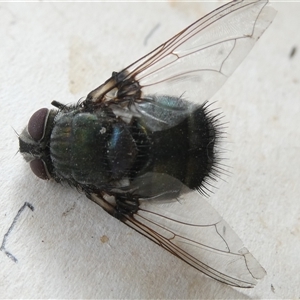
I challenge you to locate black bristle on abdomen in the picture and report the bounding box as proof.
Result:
[126,102,225,196]
[147,102,225,196]
[185,102,225,195]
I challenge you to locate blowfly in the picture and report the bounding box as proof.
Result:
[19,0,276,288]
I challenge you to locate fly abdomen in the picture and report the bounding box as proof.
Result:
[149,103,220,193]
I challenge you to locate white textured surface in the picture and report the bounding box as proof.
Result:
[0,1,299,299]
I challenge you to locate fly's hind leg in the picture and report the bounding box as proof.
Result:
[86,189,140,219]
[114,192,140,219]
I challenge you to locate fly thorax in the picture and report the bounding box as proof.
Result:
[50,110,139,187]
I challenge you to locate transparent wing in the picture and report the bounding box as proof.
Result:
[87,0,276,106]
[127,0,275,104]
[90,185,266,288]
[86,0,273,287]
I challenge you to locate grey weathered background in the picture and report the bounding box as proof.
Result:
[0,1,299,298]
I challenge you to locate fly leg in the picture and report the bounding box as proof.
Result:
[114,192,140,219]
[85,189,140,220]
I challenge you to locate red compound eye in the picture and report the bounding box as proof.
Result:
[30,159,50,180]
[28,108,49,141]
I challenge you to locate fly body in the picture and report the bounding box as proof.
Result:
[19,0,276,288]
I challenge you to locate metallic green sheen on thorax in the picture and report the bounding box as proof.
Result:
[50,108,137,187]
